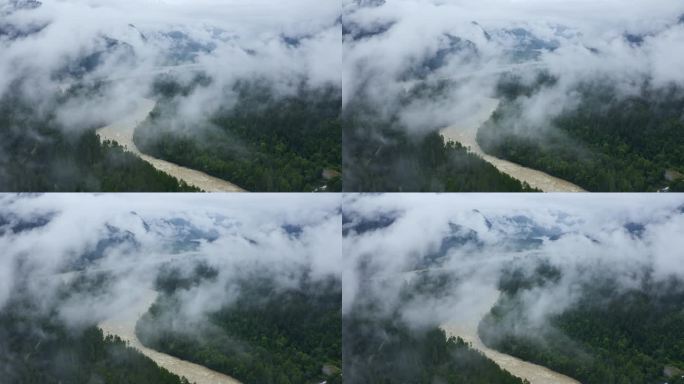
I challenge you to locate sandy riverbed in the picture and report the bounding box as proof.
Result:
[98,289,242,384]
[440,98,586,192]
[96,98,245,192]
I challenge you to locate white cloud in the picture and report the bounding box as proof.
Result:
[343,0,684,132]
[343,193,684,329]
[1,0,341,130]
[0,193,341,325]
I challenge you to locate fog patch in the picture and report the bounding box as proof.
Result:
[343,194,684,333]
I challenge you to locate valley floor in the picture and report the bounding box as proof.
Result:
[96,98,245,192]
[440,286,580,384]
[440,97,585,192]
[98,288,243,384]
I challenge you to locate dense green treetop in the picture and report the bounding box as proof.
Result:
[134,80,342,192]
[478,75,684,192]
[343,95,538,192]
[480,260,684,384]
[136,266,342,384]
[0,90,198,192]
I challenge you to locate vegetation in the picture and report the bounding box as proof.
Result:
[0,279,189,384]
[479,261,684,384]
[134,80,342,192]
[0,92,198,192]
[343,268,526,383]
[478,75,684,191]
[344,316,527,384]
[136,266,342,384]
[343,108,538,192]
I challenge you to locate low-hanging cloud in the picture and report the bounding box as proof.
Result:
[0,193,341,328]
[343,0,684,134]
[343,193,684,330]
[1,0,341,131]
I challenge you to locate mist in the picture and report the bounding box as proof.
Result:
[0,193,341,329]
[0,0,341,131]
[342,193,684,330]
[343,0,684,134]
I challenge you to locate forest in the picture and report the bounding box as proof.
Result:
[0,91,198,192]
[0,275,189,384]
[343,269,527,384]
[479,261,684,384]
[343,101,537,192]
[344,315,528,384]
[136,265,342,384]
[478,75,684,192]
[134,79,342,192]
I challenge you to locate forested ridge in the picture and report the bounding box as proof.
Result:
[0,276,189,384]
[136,265,342,384]
[478,75,684,192]
[479,261,684,384]
[344,316,528,384]
[0,90,198,192]
[134,80,342,192]
[344,270,527,383]
[343,98,538,192]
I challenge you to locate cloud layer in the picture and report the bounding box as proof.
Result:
[343,193,684,329]
[343,0,684,133]
[1,0,341,129]
[0,193,341,326]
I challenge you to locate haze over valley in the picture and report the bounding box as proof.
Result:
[342,194,684,383]
[0,193,342,384]
[0,0,341,192]
[342,0,684,192]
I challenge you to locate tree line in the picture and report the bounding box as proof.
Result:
[0,91,197,192]
[478,75,684,192]
[134,80,342,192]
[479,260,684,384]
[136,265,342,384]
[344,269,528,383]
[343,96,538,192]
[0,274,190,384]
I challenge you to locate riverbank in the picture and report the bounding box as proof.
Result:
[440,97,586,192]
[441,286,580,384]
[98,289,242,384]
[96,98,245,192]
